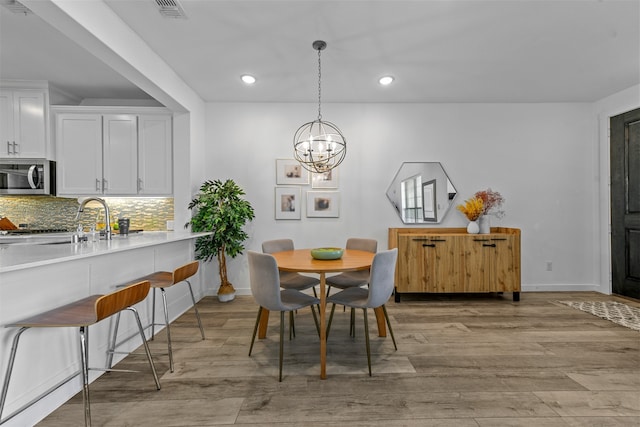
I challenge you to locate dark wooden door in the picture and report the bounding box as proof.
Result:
[611,108,640,299]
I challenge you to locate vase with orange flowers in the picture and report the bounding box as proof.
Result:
[456,196,484,234]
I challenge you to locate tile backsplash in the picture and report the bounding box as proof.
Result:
[0,196,174,231]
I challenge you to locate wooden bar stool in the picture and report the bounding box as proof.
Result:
[0,281,161,427]
[109,261,205,373]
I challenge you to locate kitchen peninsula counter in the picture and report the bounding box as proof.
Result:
[0,231,210,427]
[0,231,211,273]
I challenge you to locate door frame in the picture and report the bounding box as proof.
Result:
[597,90,640,295]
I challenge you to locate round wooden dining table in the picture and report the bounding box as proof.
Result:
[260,248,387,379]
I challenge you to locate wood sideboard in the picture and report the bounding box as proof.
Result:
[388,227,521,302]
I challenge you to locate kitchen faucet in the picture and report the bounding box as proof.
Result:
[75,197,112,240]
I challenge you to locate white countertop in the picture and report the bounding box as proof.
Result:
[0,231,210,273]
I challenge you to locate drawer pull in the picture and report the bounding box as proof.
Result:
[483,243,497,247]
[422,244,436,247]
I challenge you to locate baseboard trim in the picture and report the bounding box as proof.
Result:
[522,284,602,293]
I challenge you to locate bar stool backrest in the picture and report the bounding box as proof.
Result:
[173,261,199,285]
[95,281,151,322]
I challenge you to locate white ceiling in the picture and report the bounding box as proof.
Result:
[1,0,639,104]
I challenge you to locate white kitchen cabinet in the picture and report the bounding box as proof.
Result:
[56,113,103,195]
[54,108,172,196]
[138,115,172,195]
[0,88,48,158]
[103,114,138,195]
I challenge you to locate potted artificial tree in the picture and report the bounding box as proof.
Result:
[186,179,255,302]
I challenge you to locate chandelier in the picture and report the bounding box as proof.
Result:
[293,40,346,174]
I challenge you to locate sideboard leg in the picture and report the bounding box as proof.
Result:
[513,292,520,302]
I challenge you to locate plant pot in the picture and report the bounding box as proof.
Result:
[217,283,236,302]
[217,291,236,302]
[467,220,480,234]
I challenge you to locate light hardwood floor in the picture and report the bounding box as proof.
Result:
[40,292,640,426]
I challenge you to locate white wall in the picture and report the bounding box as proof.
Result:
[203,101,601,295]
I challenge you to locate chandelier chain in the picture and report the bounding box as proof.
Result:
[317,47,322,121]
[293,40,346,174]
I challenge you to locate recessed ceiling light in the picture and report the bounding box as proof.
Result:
[379,76,394,86]
[241,74,256,84]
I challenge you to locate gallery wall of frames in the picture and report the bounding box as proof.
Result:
[275,158,339,220]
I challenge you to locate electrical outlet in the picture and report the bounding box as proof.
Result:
[166,220,174,231]
[546,261,553,271]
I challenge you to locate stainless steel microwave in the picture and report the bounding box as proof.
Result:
[0,159,55,195]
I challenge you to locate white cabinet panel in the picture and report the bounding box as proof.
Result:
[56,113,103,195]
[138,115,172,195]
[103,114,137,195]
[0,89,47,158]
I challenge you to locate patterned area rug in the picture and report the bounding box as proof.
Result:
[558,301,640,332]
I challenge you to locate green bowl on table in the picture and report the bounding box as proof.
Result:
[310,247,344,260]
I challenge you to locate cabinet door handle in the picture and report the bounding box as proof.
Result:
[6,141,10,155]
[412,238,429,241]
[103,179,108,190]
[422,244,436,247]
[96,179,101,191]
[12,142,18,154]
[137,178,143,192]
[483,243,497,247]
[474,239,491,242]
[491,238,507,241]
[431,239,446,242]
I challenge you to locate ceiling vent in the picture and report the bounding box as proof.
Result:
[154,0,188,19]
[0,0,32,14]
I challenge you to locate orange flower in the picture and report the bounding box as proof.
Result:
[457,197,484,221]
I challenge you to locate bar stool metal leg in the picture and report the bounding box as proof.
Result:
[0,327,29,424]
[185,280,205,340]
[79,326,91,427]
[151,288,157,339]
[159,288,174,372]
[128,307,161,390]
[106,311,121,370]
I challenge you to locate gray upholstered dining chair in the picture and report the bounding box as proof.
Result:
[262,239,320,297]
[326,238,377,297]
[247,251,320,381]
[326,248,398,376]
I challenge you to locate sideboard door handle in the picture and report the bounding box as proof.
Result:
[422,244,436,247]
[483,243,497,247]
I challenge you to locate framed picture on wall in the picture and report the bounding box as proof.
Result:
[307,191,340,217]
[276,159,309,185]
[311,168,339,189]
[275,187,301,220]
